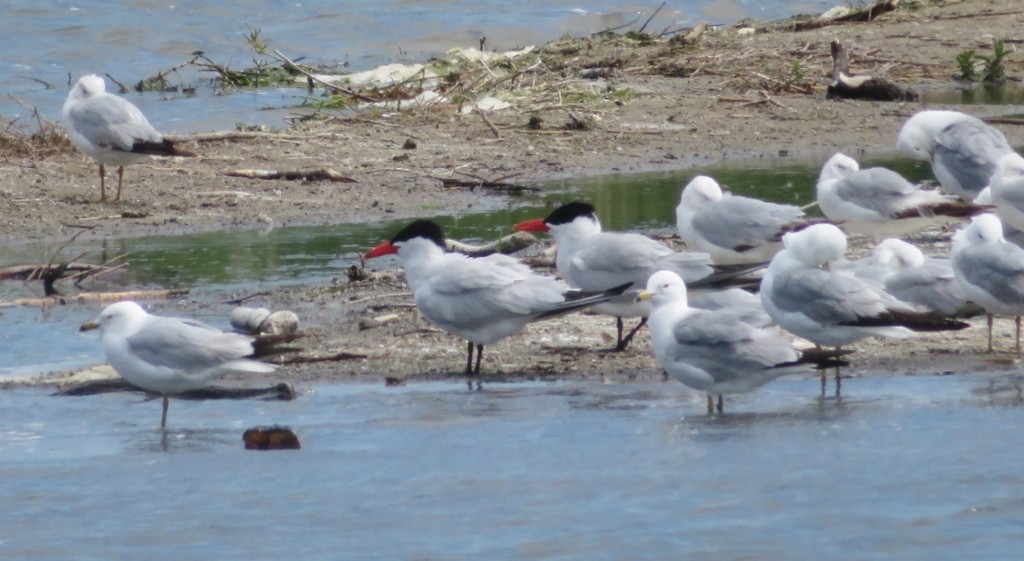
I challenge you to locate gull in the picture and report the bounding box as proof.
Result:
[364,219,628,384]
[63,74,196,202]
[817,152,986,237]
[80,301,276,428]
[761,224,970,392]
[950,213,1024,352]
[675,175,808,264]
[514,201,762,351]
[897,109,1013,200]
[638,270,849,414]
[989,152,1024,233]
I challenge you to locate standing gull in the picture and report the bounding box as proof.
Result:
[950,213,1024,352]
[80,301,276,428]
[514,202,762,351]
[988,152,1024,233]
[62,74,196,202]
[638,270,849,414]
[364,219,627,385]
[675,175,807,264]
[816,152,985,237]
[897,109,1013,201]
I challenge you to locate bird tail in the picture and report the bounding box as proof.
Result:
[690,262,767,291]
[131,138,197,157]
[841,310,970,332]
[893,201,992,220]
[779,347,854,370]
[535,282,633,320]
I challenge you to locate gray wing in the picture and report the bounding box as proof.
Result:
[692,196,803,250]
[955,243,1024,304]
[67,93,161,151]
[126,316,255,372]
[567,232,675,289]
[934,120,1013,195]
[670,311,799,379]
[834,168,919,216]
[885,258,970,316]
[770,267,889,324]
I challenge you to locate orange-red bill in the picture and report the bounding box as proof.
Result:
[513,218,549,233]
[365,241,397,259]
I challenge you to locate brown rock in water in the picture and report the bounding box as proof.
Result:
[243,425,302,450]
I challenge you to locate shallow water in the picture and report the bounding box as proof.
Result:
[4,0,838,133]
[2,375,1023,559]
[0,154,936,378]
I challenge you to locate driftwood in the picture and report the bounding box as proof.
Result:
[275,351,368,365]
[670,21,709,46]
[445,231,538,257]
[793,0,901,31]
[0,288,189,308]
[220,168,357,182]
[59,379,296,400]
[826,40,918,102]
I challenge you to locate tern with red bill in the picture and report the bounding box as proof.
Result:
[63,74,196,202]
[514,201,763,352]
[365,219,629,385]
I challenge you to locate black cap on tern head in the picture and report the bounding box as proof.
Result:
[544,201,597,226]
[391,219,447,247]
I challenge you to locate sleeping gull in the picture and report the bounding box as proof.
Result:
[870,239,982,319]
[676,175,808,264]
[817,152,986,237]
[897,109,1013,200]
[63,74,196,202]
[950,213,1024,352]
[514,201,763,351]
[80,301,276,428]
[760,224,970,392]
[638,270,849,413]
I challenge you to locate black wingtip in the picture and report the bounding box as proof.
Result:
[131,138,197,157]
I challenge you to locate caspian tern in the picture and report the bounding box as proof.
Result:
[514,201,762,351]
[897,110,1013,201]
[80,301,276,428]
[951,213,1024,352]
[817,152,986,237]
[63,74,196,202]
[676,175,806,264]
[364,219,629,383]
[638,270,849,414]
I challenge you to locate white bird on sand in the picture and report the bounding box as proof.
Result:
[868,239,982,319]
[364,219,628,384]
[638,270,849,414]
[675,175,808,264]
[760,224,970,392]
[988,152,1024,233]
[897,109,1013,201]
[950,213,1024,352]
[63,74,196,202]
[80,301,276,428]
[514,201,762,351]
[816,152,986,237]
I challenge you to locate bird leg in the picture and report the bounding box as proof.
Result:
[1016,316,1021,354]
[160,395,169,429]
[610,317,647,352]
[115,165,125,202]
[716,395,724,414]
[464,340,475,376]
[464,342,483,390]
[987,314,994,352]
[834,346,843,400]
[98,163,107,202]
[706,394,714,415]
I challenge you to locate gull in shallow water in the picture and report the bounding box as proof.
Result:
[80,301,276,428]
[950,213,1024,352]
[62,74,196,202]
[816,152,986,237]
[897,109,1013,201]
[675,175,808,264]
[638,270,849,414]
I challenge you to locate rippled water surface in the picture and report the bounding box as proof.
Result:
[2,375,1023,560]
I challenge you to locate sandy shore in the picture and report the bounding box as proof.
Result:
[4,0,1024,388]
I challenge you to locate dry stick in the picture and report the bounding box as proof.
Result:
[638,2,667,34]
[270,49,382,103]
[473,108,502,139]
[444,232,537,257]
[0,288,188,308]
